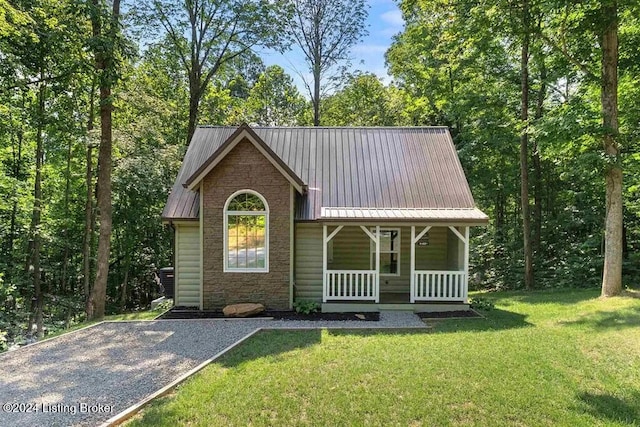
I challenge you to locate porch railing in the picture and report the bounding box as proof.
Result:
[412,270,467,302]
[324,270,378,302]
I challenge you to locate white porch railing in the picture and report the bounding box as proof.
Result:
[412,270,467,302]
[324,270,379,301]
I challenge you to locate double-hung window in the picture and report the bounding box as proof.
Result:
[370,228,400,275]
[224,190,268,272]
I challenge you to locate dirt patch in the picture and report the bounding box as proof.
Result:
[161,308,380,321]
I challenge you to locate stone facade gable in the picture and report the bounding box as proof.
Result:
[201,138,291,310]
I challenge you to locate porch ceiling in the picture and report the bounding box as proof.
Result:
[319,207,489,224]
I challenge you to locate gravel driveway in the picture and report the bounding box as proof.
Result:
[0,313,426,427]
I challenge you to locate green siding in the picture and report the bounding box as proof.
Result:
[175,224,201,307]
[446,227,463,270]
[294,223,323,301]
[328,226,370,270]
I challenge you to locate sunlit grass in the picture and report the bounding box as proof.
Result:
[39,307,165,342]
[128,288,640,426]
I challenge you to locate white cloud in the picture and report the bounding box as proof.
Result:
[380,9,404,28]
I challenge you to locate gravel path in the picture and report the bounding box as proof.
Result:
[0,312,426,427]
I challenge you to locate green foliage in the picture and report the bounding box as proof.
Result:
[322,72,406,126]
[153,299,173,313]
[469,296,495,311]
[293,300,320,315]
[388,0,640,291]
[242,65,307,126]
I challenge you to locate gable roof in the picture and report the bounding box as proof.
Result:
[183,123,306,193]
[162,125,488,223]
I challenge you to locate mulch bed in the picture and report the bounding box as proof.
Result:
[161,307,379,321]
[417,310,482,319]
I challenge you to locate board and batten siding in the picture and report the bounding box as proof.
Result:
[175,223,201,307]
[293,223,452,300]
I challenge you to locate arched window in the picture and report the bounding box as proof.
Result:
[224,190,269,272]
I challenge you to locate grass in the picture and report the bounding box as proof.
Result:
[127,288,640,427]
[36,307,167,343]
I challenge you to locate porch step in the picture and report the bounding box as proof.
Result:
[322,302,470,313]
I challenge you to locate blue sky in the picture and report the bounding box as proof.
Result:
[258,0,404,96]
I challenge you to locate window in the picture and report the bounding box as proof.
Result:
[224,190,268,272]
[370,228,400,275]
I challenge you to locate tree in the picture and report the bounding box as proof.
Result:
[137,0,289,144]
[321,72,403,126]
[535,0,623,296]
[243,65,307,126]
[284,0,368,126]
[600,0,621,296]
[519,0,534,289]
[86,0,123,320]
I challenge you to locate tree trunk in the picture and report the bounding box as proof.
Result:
[312,12,322,127]
[520,0,534,289]
[87,0,120,320]
[120,254,130,311]
[312,62,321,126]
[186,64,202,145]
[83,85,95,308]
[186,86,199,145]
[28,79,46,338]
[600,0,622,297]
[88,86,113,320]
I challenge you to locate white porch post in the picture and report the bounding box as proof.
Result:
[447,225,470,303]
[411,226,432,303]
[322,225,327,302]
[464,226,470,301]
[323,225,343,302]
[359,225,380,303]
[410,226,415,303]
[375,225,380,303]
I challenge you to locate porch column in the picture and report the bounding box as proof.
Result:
[322,225,343,302]
[464,226,470,301]
[410,226,415,303]
[411,225,432,303]
[359,225,380,303]
[322,225,327,302]
[375,225,380,303]
[448,225,470,302]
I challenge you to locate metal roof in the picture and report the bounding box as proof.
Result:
[320,207,488,223]
[162,125,486,223]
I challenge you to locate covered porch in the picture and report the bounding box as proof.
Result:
[322,223,470,308]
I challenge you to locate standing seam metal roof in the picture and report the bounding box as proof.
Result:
[161,126,483,222]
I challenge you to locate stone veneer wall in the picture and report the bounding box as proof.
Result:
[201,138,291,310]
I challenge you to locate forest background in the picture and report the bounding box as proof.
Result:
[0,0,638,348]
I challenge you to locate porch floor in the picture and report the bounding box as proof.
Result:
[322,293,469,313]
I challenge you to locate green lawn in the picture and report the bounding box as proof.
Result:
[128,289,640,426]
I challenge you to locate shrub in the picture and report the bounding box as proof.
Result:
[470,297,495,311]
[293,300,320,315]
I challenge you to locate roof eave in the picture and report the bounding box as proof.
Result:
[319,217,489,225]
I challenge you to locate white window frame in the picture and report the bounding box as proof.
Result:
[223,189,269,273]
[370,227,401,276]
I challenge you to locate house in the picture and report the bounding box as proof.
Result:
[161,124,488,312]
